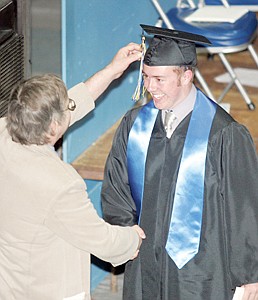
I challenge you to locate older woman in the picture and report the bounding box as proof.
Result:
[0,43,144,300]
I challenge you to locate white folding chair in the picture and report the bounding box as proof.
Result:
[151,0,258,110]
[204,0,258,11]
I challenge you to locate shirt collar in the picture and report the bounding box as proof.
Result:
[162,84,196,124]
[172,84,196,122]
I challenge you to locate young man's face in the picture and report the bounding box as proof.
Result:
[143,64,191,110]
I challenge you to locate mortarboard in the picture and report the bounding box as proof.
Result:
[141,24,211,67]
[132,24,211,101]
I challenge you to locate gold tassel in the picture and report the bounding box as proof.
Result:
[132,35,146,102]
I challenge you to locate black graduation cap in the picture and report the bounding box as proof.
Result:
[140,24,211,67]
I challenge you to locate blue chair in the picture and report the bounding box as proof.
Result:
[151,0,258,110]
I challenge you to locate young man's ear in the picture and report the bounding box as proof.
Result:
[182,69,193,85]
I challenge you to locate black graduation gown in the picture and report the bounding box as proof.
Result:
[101,99,258,300]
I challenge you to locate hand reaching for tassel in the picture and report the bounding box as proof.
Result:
[108,43,142,80]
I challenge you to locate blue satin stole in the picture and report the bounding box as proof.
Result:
[127,100,159,221]
[127,90,217,268]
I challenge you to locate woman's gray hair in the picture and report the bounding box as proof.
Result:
[7,74,68,145]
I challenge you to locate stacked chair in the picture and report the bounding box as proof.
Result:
[151,0,258,110]
[205,0,258,11]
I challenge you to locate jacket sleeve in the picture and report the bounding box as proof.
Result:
[68,82,95,126]
[44,177,139,267]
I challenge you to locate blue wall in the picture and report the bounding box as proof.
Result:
[62,0,175,162]
[61,0,176,291]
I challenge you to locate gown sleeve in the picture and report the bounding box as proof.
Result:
[101,111,138,226]
[218,122,258,286]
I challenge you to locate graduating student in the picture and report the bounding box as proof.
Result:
[101,25,258,300]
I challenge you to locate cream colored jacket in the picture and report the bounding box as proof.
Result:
[0,83,139,300]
